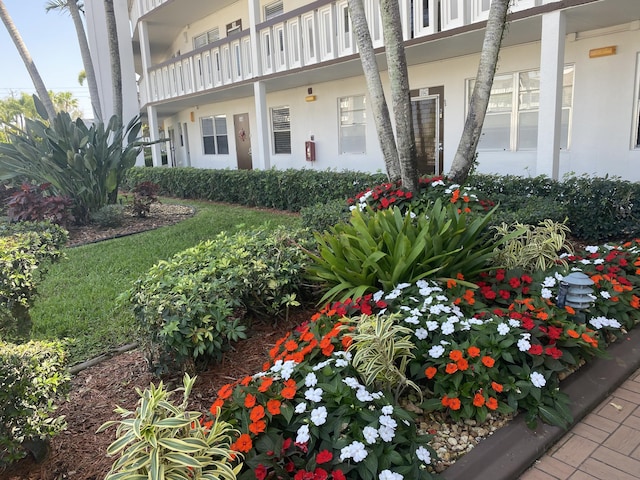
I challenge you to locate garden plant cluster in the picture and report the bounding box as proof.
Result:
[110,178,640,480]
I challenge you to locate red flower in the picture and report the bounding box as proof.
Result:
[545,346,563,359]
[528,344,543,355]
[332,470,346,480]
[255,464,268,480]
[547,326,563,341]
[313,468,328,480]
[316,449,333,464]
[509,277,521,289]
[495,269,506,281]
[499,289,511,299]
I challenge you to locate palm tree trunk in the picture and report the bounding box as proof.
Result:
[0,0,57,120]
[348,0,400,181]
[380,0,418,193]
[448,0,511,185]
[104,0,122,124]
[67,0,103,121]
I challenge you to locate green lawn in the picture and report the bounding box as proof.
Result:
[29,200,302,365]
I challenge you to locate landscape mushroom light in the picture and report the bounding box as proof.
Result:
[556,272,595,309]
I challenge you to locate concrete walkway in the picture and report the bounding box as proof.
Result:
[521,368,640,480]
[443,327,640,480]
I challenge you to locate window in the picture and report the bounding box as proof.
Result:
[201,115,229,155]
[339,95,366,154]
[271,106,291,154]
[193,28,220,49]
[265,1,284,21]
[470,65,574,151]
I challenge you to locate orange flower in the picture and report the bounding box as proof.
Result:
[209,399,224,416]
[481,356,495,368]
[473,393,485,407]
[456,358,469,371]
[240,376,253,386]
[234,433,253,453]
[249,420,266,435]
[449,350,463,361]
[300,330,315,342]
[425,366,437,379]
[581,333,599,348]
[467,346,481,358]
[258,377,274,392]
[491,381,503,393]
[286,352,304,363]
[441,395,450,407]
[463,207,472,214]
[250,405,265,422]
[218,384,234,400]
[631,295,640,309]
[311,312,322,321]
[244,393,256,408]
[457,273,465,280]
[536,311,549,321]
[285,340,299,351]
[447,278,457,289]
[267,399,281,415]
[448,397,461,410]
[281,379,297,399]
[445,363,458,374]
[321,343,335,356]
[486,397,498,410]
[451,189,460,203]
[566,329,580,339]
[342,335,353,349]
[564,306,576,315]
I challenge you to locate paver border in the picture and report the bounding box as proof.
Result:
[442,326,640,480]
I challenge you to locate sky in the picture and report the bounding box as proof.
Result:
[0,0,92,116]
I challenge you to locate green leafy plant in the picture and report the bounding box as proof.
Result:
[0,107,145,224]
[343,314,421,401]
[306,200,502,303]
[492,219,573,272]
[97,373,241,480]
[90,204,126,228]
[0,340,69,467]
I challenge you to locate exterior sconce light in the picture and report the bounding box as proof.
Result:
[556,272,595,310]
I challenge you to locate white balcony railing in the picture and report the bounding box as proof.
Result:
[142,0,541,104]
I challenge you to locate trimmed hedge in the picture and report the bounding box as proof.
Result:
[0,340,69,467]
[123,167,386,212]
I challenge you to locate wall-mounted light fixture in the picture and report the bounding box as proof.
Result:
[589,46,617,58]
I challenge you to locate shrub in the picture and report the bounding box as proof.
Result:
[90,204,126,228]
[0,224,67,339]
[98,374,240,480]
[300,198,351,232]
[306,200,503,304]
[131,181,160,217]
[121,225,315,373]
[6,183,74,227]
[0,340,69,467]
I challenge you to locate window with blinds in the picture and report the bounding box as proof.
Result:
[193,28,220,49]
[339,96,366,154]
[271,106,291,154]
[201,115,229,155]
[265,1,284,21]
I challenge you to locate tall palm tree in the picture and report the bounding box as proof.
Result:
[448,0,511,184]
[103,0,122,124]
[45,0,103,121]
[348,0,400,181]
[0,0,57,120]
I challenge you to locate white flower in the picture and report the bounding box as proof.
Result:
[349,205,356,211]
[530,371,546,388]
[378,424,396,442]
[379,415,397,429]
[425,321,439,331]
[280,360,297,380]
[508,318,520,328]
[310,406,327,426]
[585,245,599,253]
[356,387,374,402]
[540,288,553,299]
[363,426,379,444]
[600,290,611,299]
[441,321,456,335]
[294,402,307,413]
[296,424,310,444]
[312,359,332,371]
[305,372,318,387]
[416,446,432,465]
[580,259,591,265]
[335,358,349,368]
[305,387,323,402]
[594,258,605,265]
[429,345,445,358]
[385,289,401,300]
[373,290,384,302]
[404,315,420,325]
[542,276,557,288]
[517,337,531,352]
[497,323,510,335]
[381,405,394,415]
[415,328,428,340]
[397,283,411,290]
[343,377,361,389]
[589,316,621,329]
[432,179,445,187]
[379,470,403,480]
[340,441,368,463]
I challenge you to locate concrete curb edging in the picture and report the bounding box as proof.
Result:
[442,327,640,480]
